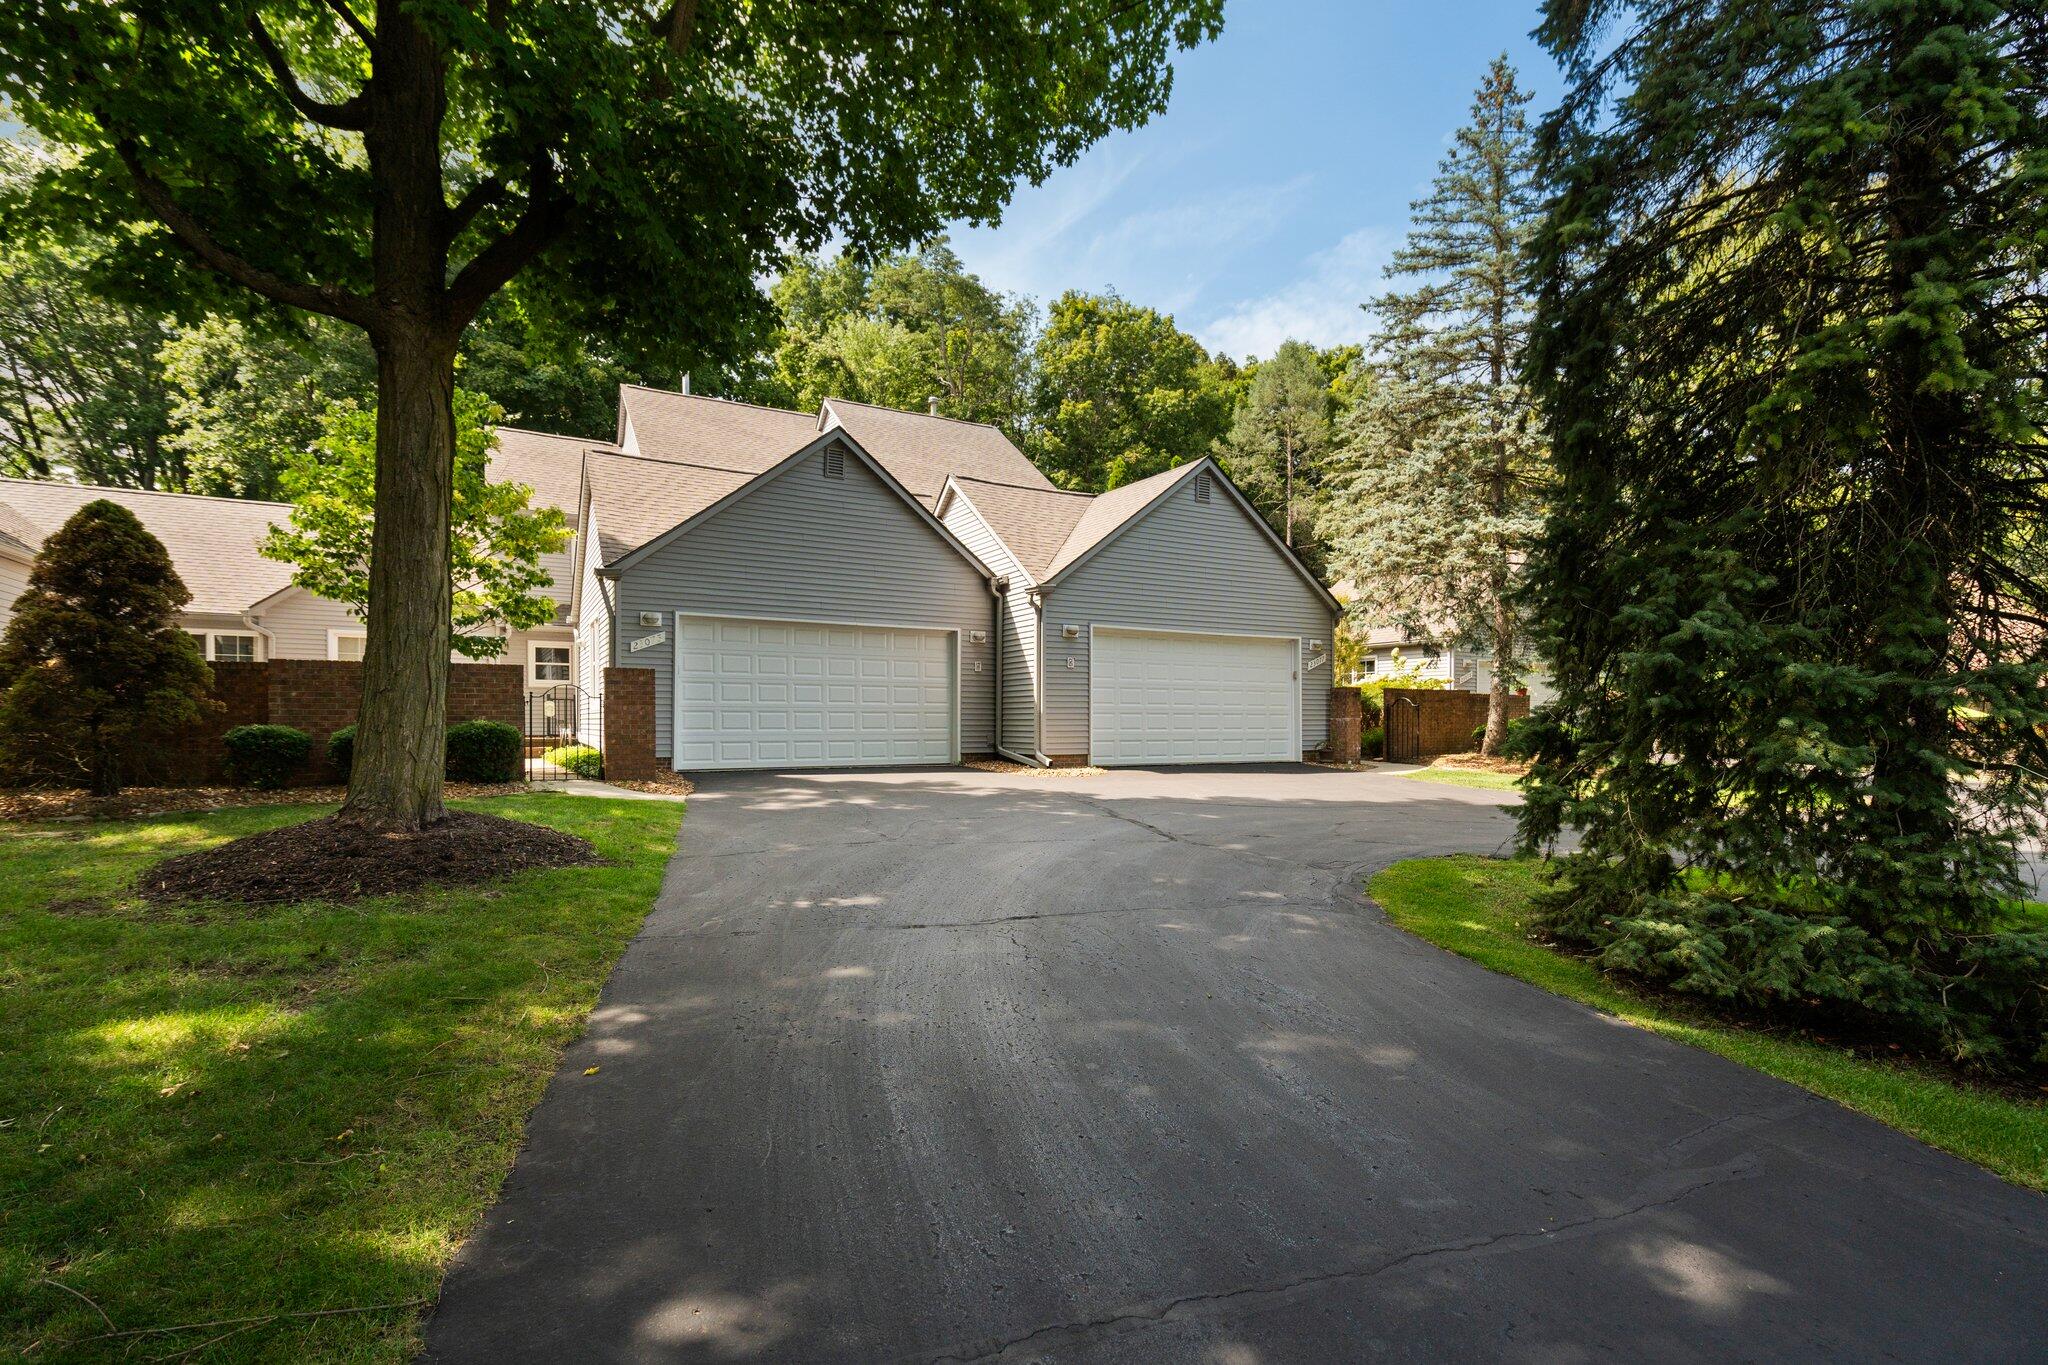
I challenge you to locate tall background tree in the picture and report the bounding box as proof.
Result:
[0,502,214,794]
[1214,338,1339,557]
[1328,56,1546,754]
[1520,0,2048,1065]
[0,0,1224,830]
[1028,291,1236,490]
[766,240,1034,435]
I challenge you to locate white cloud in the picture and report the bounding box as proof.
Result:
[1194,226,1394,360]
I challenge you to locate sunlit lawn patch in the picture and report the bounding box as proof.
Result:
[1,793,684,1361]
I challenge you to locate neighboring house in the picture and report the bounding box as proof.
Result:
[0,384,1341,771]
[0,424,582,692]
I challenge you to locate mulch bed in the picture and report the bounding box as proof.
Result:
[1428,752,1531,775]
[961,758,1108,777]
[140,811,602,905]
[0,783,524,823]
[607,773,696,798]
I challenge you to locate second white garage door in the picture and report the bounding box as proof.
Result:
[1089,627,1298,766]
[674,615,956,770]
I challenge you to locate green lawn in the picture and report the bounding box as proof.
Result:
[1,794,685,1361]
[1370,855,2048,1192]
[1401,766,1523,791]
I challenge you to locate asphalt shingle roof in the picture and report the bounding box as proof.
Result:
[0,478,296,616]
[618,386,818,473]
[944,477,1093,580]
[820,399,1054,507]
[582,451,755,563]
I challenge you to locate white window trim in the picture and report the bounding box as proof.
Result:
[186,629,266,663]
[327,628,367,661]
[528,639,573,687]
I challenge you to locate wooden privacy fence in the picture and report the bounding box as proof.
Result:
[1381,688,1530,763]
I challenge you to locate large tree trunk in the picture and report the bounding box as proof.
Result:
[338,1,454,832]
[1480,592,1514,757]
[338,328,457,831]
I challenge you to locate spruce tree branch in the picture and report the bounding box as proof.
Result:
[116,140,376,329]
[247,15,369,129]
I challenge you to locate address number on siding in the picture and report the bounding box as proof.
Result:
[628,631,668,653]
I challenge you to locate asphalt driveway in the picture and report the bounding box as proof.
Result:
[426,766,2047,1362]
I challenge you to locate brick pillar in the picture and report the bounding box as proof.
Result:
[602,667,657,780]
[1326,687,1362,764]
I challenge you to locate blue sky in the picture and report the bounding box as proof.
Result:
[943,0,1562,362]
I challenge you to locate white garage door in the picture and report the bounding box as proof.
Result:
[674,615,955,770]
[1090,627,1298,766]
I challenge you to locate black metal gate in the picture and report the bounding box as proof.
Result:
[524,683,588,783]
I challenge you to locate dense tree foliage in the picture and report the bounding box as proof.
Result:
[1328,57,1547,755]
[0,146,179,488]
[1519,0,2048,1066]
[0,501,213,794]
[0,0,1223,828]
[1028,291,1237,490]
[765,241,1035,435]
[1214,339,1337,554]
[262,391,569,659]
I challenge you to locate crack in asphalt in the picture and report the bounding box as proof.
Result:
[921,1159,1757,1363]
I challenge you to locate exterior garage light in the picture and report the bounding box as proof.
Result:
[968,629,987,643]
[1062,624,1081,639]
[638,612,661,627]
[1310,639,1326,652]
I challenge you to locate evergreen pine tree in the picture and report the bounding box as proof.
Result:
[0,501,213,793]
[1328,56,1547,754]
[1521,0,2048,1061]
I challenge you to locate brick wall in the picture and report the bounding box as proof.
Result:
[1382,687,1531,763]
[1325,688,1362,764]
[601,667,657,781]
[140,660,524,787]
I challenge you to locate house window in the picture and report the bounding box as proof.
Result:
[329,629,367,662]
[1361,657,1376,676]
[211,633,257,663]
[530,642,571,685]
[186,630,262,662]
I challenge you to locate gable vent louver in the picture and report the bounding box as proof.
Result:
[823,443,846,480]
[1194,472,1212,503]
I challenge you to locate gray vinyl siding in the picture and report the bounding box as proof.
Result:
[1038,475,1336,758]
[610,446,995,760]
[939,492,1039,755]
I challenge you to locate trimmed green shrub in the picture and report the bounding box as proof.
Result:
[446,718,522,783]
[221,724,311,789]
[327,725,356,778]
[0,500,214,794]
[542,744,603,779]
[1362,726,1384,759]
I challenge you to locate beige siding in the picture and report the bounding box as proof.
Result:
[1039,475,1336,757]
[610,447,995,760]
[0,553,30,626]
[939,491,1039,755]
[254,589,362,659]
[574,504,609,750]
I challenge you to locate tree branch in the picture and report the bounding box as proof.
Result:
[116,140,377,329]
[443,175,506,245]
[320,0,376,48]
[444,160,566,325]
[651,0,699,54]
[248,15,370,129]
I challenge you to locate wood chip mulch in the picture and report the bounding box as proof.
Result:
[140,811,602,905]
[0,783,526,823]
[606,774,695,798]
[961,758,1108,777]
[1427,753,1531,775]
